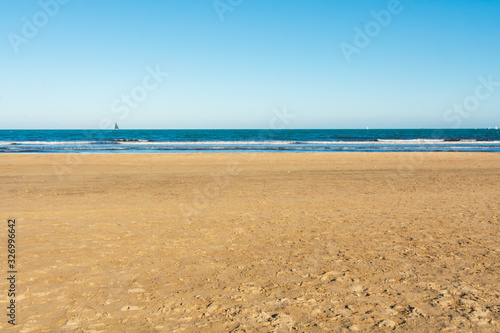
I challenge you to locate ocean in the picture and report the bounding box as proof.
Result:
[1,129,500,153]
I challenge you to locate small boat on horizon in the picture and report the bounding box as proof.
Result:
[114,122,119,130]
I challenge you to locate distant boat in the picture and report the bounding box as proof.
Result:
[114,122,119,130]
[496,126,499,130]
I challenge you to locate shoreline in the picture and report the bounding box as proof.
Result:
[2,151,500,155]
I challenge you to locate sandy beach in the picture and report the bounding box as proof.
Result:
[1,152,499,332]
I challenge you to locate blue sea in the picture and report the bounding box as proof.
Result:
[1,129,500,153]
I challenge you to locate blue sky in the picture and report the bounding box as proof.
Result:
[1,0,499,129]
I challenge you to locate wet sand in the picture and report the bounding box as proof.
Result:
[1,153,499,332]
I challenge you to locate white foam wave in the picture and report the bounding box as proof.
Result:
[0,141,95,145]
[1,139,500,146]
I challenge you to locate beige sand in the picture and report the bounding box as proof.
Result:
[1,153,499,332]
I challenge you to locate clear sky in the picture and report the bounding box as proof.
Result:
[1,0,499,129]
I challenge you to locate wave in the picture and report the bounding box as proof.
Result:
[2,139,500,146]
[112,139,154,143]
[0,141,95,145]
[117,139,499,145]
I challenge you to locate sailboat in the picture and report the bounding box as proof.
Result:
[114,122,119,130]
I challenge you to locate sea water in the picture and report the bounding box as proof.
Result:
[1,129,500,153]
